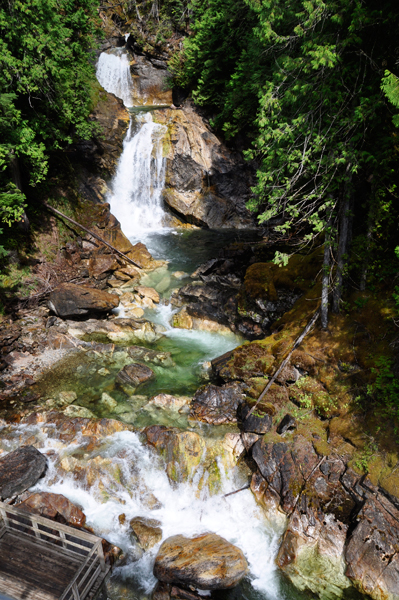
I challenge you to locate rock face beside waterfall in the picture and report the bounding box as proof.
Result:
[153,533,249,590]
[160,102,256,229]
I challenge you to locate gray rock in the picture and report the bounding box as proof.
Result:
[0,446,47,500]
[49,284,119,319]
[116,363,154,388]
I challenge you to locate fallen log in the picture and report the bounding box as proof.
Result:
[43,202,142,269]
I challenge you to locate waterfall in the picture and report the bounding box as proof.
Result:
[96,49,135,108]
[96,51,168,238]
[107,113,167,238]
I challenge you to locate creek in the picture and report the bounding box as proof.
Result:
[3,48,317,600]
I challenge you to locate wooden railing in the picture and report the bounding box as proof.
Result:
[0,500,109,600]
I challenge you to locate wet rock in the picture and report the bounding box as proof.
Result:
[68,318,165,344]
[130,516,162,550]
[345,494,399,600]
[116,363,154,389]
[130,54,173,105]
[0,446,47,500]
[276,414,297,434]
[99,392,118,411]
[277,509,352,598]
[153,533,248,590]
[172,306,232,334]
[127,242,164,270]
[17,492,86,527]
[127,346,174,367]
[63,405,95,419]
[190,383,245,425]
[239,403,273,434]
[49,284,119,319]
[136,286,160,304]
[147,394,190,411]
[251,436,319,514]
[144,426,205,483]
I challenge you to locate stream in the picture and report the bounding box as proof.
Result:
[2,47,316,600]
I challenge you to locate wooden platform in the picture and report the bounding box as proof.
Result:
[0,501,110,600]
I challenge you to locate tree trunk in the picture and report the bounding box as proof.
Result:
[332,191,352,313]
[360,206,374,291]
[10,153,30,231]
[321,225,331,329]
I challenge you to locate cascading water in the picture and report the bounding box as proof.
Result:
[96,50,168,238]
[107,113,167,238]
[96,49,135,108]
[20,47,311,600]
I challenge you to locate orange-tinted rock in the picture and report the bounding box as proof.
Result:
[17,492,86,527]
[153,533,248,590]
[130,516,162,550]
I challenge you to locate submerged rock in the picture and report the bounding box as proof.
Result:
[116,363,155,389]
[153,533,248,590]
[68,318,165,344]
[49,284,119,319]
[130,516,162,551]
[0,446,47,500]
[190,383,245,425]
[127,346,175,367]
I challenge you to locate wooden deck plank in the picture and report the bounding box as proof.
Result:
[0,531,79,599]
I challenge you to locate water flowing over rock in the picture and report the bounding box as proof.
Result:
[107,113,167,238]
[97,49,135,108]
[49,284,119,319]
[153,533,249,590]
[0,446,47,500]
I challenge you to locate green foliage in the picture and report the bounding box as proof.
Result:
[381,70,399,127]
[369,356,399,419]
[0,0,101,231]
[175,0,398,265]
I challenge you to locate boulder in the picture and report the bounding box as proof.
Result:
[130,516,162,551]
[49,284,119,319]
[116,363,154,389]
[153,533,248,590]
[144,426,205,483]
[0,446,47,500]
[16,492,86,527]
[190,383,245,425]
[161,103,256,229]
[136,286,160,304]
[345,494,399,600]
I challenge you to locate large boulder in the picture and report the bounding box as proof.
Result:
[160,103,256,229]
[153,533,248,590]
[49,284,119,319]
[190,383,245,425]
[16,492,86,527]
[0,446,47,500]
